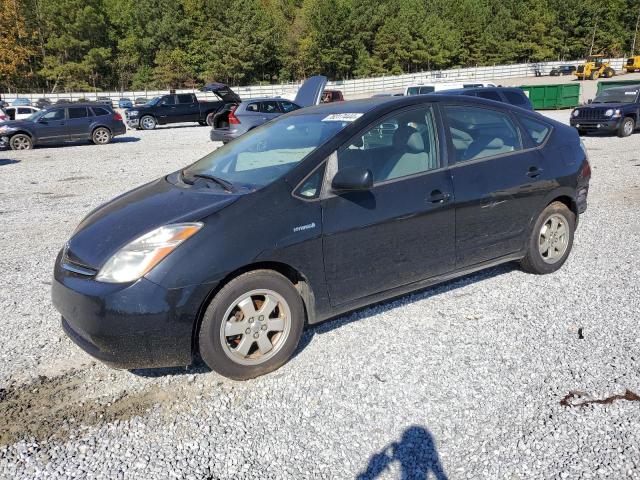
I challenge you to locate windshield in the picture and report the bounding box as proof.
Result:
[593,89,639,104]
[183,113,354,190]
[27,110,46,121]
[147,97,161,106]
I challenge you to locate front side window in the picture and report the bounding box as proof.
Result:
[68,107,88,119]
[246,103,259,112]
[280,101,299,113]
[337,106,440,184]
[177,94,193,104]
[294,164,325,200]
[160,96,176,106]
[444,105,522,162]
[183,113,352,190]
[520,117,551,145]
[42,109,65,121]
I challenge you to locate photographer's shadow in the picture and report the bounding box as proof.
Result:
[357,425,448,480]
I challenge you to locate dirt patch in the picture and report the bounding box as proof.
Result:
[0,372,170,447]
[560,389,640,408]
[58,176,94,182]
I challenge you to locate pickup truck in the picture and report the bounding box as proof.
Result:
[570,85,639,137]
[125,85,241,130]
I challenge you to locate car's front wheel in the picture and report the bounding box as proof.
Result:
[9,134,33,150]
[618,117,635,138]
[198,270,305,380]
[140,115,157,130]
[520,202,575,274]
[92,127,112,145]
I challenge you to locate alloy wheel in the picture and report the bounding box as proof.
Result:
[141,116,156,130]
[10,135,32,150]
[219,289,291,366]
[624,119,634,136]
[94,128,110,144]
[538,213,569,264]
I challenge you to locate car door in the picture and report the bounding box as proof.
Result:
[34,108,69,143]
[175,94,199,122]
[66,106,92,140]
[321,104,455,306]
[157,95,177,124]
[443,104,550,268]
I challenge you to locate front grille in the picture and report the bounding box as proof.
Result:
[575,108,607,120]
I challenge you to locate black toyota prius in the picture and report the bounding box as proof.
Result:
[52,95,590,380]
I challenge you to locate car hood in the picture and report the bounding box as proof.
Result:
[294,75,328,107]
[580,102,628,109]
[65,177,237,270]
[201,82,242,103]
[0,119,33,128]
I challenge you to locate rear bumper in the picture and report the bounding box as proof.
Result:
[113,123,127,136]
[210,128,241,143]
[570,118,620,132]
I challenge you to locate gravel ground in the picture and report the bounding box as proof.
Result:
[0,113,639,479]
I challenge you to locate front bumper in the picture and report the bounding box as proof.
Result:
[570,118,621,132]
[51,251,212,369]
[0,136,8,149]
[126,117,139,128]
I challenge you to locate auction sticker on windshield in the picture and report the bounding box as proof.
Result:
[322,113,363,122]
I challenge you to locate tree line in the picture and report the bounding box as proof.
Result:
[1,0,639,92]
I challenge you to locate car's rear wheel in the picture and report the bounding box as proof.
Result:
[9,134,33,150]
[140,115,157,130]
[520,202,575,274]
[198,270,305,380]
[92,127,112,145]
[618,117,635,138]
[603,67,615,78]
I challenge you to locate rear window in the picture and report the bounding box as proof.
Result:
[520,117,551,145]
[503,90,530,108]
[91,107,110,116]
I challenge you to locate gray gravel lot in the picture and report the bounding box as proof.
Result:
[0,113,639,479]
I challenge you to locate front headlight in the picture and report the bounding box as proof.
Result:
[0,126,17,135]
[96,223,203,283]
[572,109,580,117]
[604,109,614,117]
[127,110,139,117]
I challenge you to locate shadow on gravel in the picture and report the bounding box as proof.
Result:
[0,159,20,166]
[35,137,141,149]
[130,363,211,378]
[297,264,514,356]
[357,426,448,480]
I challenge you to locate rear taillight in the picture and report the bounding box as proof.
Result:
[581,160,591,179]
[228,106,240,125]
[113,112,123,121]
[0,115,7,121]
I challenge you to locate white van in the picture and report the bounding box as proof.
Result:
[404,82,497,96]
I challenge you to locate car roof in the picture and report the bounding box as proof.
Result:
[241,97,291,103]
[48,102,113,108]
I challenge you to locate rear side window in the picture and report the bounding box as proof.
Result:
[280,101,299,113]
[68,107,88,119]
[520,117,551,145]
[418,86,434,94]
[18,108,32,114]
[246,103,259,112]
[259,101,279,114]
[503,91,530,108]
[177,94,193,104]
[91,107,109,116]
[444,106,522,162]
[476,91,502,102]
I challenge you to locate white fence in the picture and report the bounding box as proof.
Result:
[2,58,627,104]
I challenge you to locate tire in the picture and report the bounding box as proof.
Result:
[588,71,597,80]
[92,127,112,145]
[618,117,635,138]
[140,115,156,130]
[206,112,215,127]
[603,68,615,78]
[198,270,305,380]
[520,202,575,275]
[9,134,33,150]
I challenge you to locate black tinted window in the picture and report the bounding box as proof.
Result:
[503,91,530,107]
[18,108,32,114]
[338,106,440,184]
[520,117,551,145]
[280,101,299,113]
[444,106,522,162]
[42,109,65,121]
[161,96,175,105]
[259,101,279,114]
[246,103,259,112]
[294,164,325,199]
[68,107,88,119]
[177,94,193,104]
[477,91,503,102]
[91,107,109,116]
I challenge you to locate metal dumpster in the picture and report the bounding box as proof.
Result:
[518,84,581,110]
[596,80,640,94]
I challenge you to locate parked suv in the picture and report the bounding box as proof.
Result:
[0,103,126,150]
[434,87,533,110]
[570,85,639,137]
[550,65,577,76]
[52,94,590,380]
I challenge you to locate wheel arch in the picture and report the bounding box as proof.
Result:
[190,261,315,361]
[91,124,112,135]
[9,130,35,147]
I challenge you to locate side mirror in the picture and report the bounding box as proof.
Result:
[37,118,48,124]
[331,167,373,192]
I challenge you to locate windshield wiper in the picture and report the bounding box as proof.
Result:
[183,171,235,192]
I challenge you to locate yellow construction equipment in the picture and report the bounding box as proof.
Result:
[575,55,616,80]
[625,56,640,73]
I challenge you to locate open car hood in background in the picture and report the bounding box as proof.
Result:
[201,83,242,103]
[293,75,328,107]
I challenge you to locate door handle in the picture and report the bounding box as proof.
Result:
[428,190,451,203]
[527,166,543,178]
